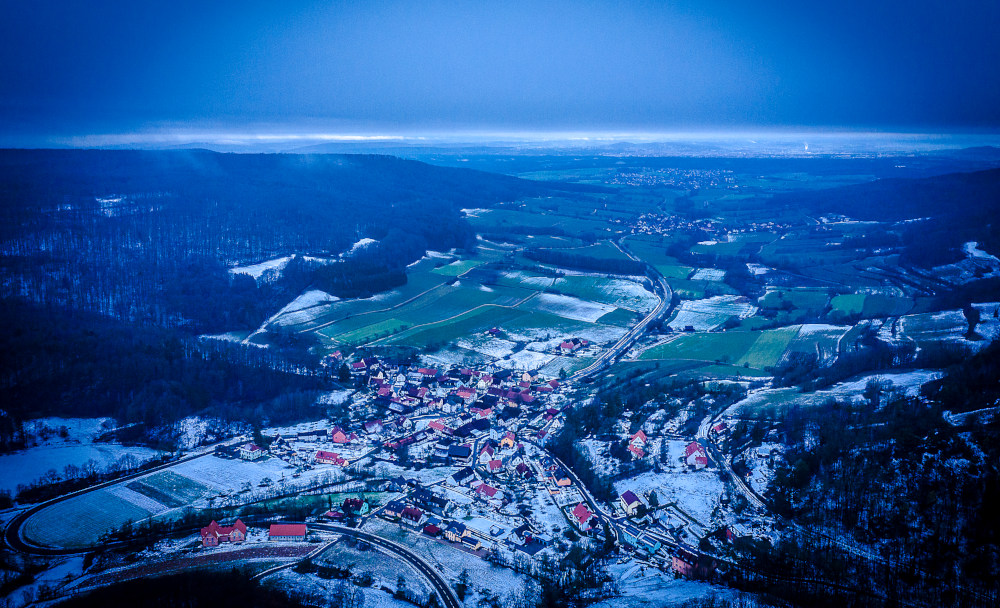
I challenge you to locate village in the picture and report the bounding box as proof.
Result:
[197,343,730,587]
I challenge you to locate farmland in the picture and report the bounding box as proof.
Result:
[126,471,211,508]
[638,325,824,371]
[666,295,757,331]
[23,490,154,549]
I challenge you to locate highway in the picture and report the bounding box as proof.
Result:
[309,522,462,608]
[569,241,674,381]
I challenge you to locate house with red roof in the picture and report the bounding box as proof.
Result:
[628,443,646,459]
[685,441,708,469]
[571,503,595,529]
[401,506,424,526]
[475,482,500,500]
[315,450,347,466]
[330,427,358,444]
[455,387,477,403]
[200,519,247,547]
[428,419,453,435]
[238,443,265,461]
[268,523,307,541]
[343,497,370,515]
[478,443,495,464]
[487,459,504,473]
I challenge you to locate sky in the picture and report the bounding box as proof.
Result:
[2,0,999,145]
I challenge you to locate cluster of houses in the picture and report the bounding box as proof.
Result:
[557,337,590,355]
[351,356,562,419]
[376,475,549,556]
[199,519,307,547]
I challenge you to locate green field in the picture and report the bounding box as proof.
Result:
[784,325,850,362]
[596,307,638,327]
[735,326,799,368]
[639,326,801,370]
[23,490,153,549]
[830,293,913,320]
[639,332,760,364]
[831,294,867,316]
[862,295,913,317]
[383,305,530,348]
[317,281,535,346]
[621,237,694,279]
[430,259,486,276]
[468,208,614,237]
[759,288,830,313]
[127,471,209,508]
[539,240,632,261]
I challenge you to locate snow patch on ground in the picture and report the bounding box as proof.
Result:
[964,241,999,262]
[500,270,556,291]
[593,562,746,608]
[616,465,725,531]
[173,417,248,450]
[229,256,292,280]
[527,293,618,323]
[455,335,518,359]
[667,296,756,331]
[579,278,659,313]
[271,290,339,326]
[690,268,726,281]
[343,238,378,257]
[495,350,556,371]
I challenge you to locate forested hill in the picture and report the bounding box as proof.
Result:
[771,167,1000,265]
[0,149,588,332]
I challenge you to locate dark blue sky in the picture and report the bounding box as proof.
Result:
[2,0,999,143]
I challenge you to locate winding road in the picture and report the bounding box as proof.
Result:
[309,522,462,608]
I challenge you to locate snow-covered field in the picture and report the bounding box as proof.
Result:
[0,418,162,494]
[501,270,556,290]
[229,256,292,280]
[502,321,628,347]
[813,370,944,401]
[746,263,771,276]
[593,562,747,608]
[455,335,519,359]
[616,440,727,528]
[270,290,339,326]
[731,369,944,416]
[573,277,659,313]
[667,295,757,331]
[495,349,556,371]
[172,416,248,450]
[964,241,999,262]
[526,293,618,323]
[899,303,1000,347]
[343,238,378,257]
[689,268,726,281]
